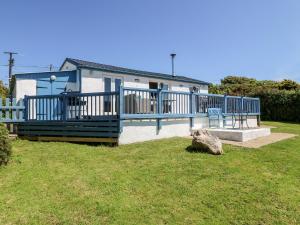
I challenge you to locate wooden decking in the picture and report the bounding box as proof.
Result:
[17,118,119,143]
[11,88,261,144]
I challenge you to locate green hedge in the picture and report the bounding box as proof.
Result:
[0,123,12,166]
[253,90,300,122]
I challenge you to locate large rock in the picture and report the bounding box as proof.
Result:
[192,129,223,155]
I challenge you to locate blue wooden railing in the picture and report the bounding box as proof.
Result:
[24,92,119,121]
[119,87,260,130]
[0,98,25,122]
[120,87,260,119]
[23,87,260,124]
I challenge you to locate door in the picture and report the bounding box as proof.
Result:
[36,74,72,120]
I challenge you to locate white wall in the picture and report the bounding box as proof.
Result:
[60,60,209,93]
[119,119,192,144]
[80,68,209,93]
[119,117,210,144]
[193,117,210,129]
[60,61,77,71]
[80,69,103,93]
[80,69,209,117]
[118,116,259,144]
[15,79,37,101]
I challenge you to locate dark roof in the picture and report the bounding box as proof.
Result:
[14,70,76,77]
[62,58,210,85]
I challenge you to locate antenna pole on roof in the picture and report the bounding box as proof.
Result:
[170,53,176,76]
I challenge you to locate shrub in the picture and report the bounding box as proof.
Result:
[0,123,12,166]
[209,76,300,122]
[254,90,300,122]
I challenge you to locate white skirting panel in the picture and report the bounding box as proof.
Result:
[119,119,192,144]
[118,116,259,144]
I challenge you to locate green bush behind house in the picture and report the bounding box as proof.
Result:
[255,90,300,122]
[209,76,300,122]
[0,123,12,166]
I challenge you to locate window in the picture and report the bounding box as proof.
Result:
[104,78,111,92]
[115,79,121,92]
[149,82,158,89]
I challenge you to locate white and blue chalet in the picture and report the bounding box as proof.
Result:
[13,58,260,144]
[14,58,209,100]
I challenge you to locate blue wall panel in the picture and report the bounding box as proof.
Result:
[35,71,77,95]
[34,71,76,120]
[15,70,77,96]
[15,70,77,120]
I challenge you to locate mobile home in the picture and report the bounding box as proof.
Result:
[13,58,260,144]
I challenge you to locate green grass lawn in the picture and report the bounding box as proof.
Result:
[0,121,299,225]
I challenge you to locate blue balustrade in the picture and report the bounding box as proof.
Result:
[0,98,25,122]
[21,88,260,123]
[120,88,260,121]
[25,92,119,121]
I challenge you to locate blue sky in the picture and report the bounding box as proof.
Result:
[1,0,300,86]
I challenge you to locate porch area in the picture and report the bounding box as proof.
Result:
[11,87,261,144]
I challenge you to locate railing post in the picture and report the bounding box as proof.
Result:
[224,94,227,114]
[23,96,28,121]
[241,96,244,113]
[258,98,261,115]
[19,98,25,121]
[157,88,162,131]
[62,93,67,121]
[12,98,17,121]
[5,98,10,122]
[241,96,244,128]
[257,98,261,127]
[0,98,2,121]
[119,85,124,133]
[189,91,195,129]
[223,94,227,127]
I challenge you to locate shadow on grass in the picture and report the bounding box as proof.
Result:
[185,145,209,154]
[23,140,117,148]
[262,120,300,125]
[69,142,118,148]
